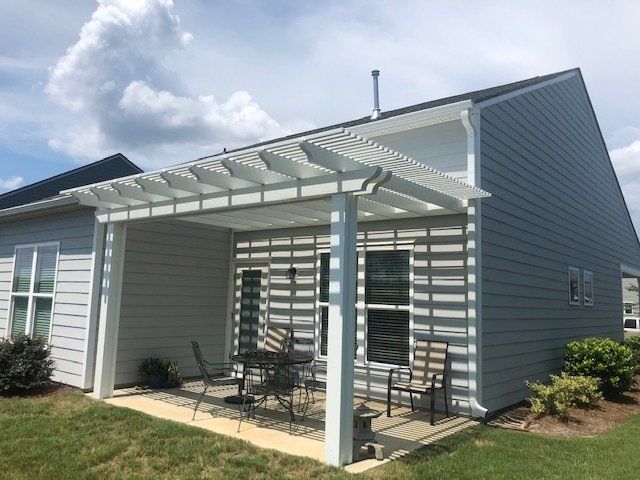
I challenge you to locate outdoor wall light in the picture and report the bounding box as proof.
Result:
[286,266,297,282]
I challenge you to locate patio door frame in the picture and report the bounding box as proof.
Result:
[230,259,271,355]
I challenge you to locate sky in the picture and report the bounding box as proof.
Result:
[0,0,638,232]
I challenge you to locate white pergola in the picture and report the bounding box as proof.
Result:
[63,127,489,467]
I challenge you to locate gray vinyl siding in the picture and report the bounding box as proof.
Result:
[115,220,231,386]
[479,74,640,412]
[0,208,96,387]
[234,214,471,414]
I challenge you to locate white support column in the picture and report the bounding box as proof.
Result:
[92,222,127,399]
[325,192,358,467]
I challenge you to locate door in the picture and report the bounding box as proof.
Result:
[233,264,269,353]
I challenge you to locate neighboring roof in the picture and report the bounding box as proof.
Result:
[0,154,142,210]
[200,68,580,160]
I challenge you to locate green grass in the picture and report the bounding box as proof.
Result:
[1,390,640,479]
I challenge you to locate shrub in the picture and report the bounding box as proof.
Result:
[564,337,635,396]
[624,336,640,372]
[0,335,53,394]
[526,373,601,417]
[139,358,182,388]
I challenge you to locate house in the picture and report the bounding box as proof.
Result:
[1,68,639,466]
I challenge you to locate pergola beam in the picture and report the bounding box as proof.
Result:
[222,158,293,185]
[190,165,257,189]
[112,182,171,203]
[135,177,190,198]
[90,187,142,206]
[259,150,325,179]
[160,171,222,195]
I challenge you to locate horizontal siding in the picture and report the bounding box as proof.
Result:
[115,220,231,385]
[235,214,470,414]
[370,121,468,181]
[0,208,95,387]
[480,74,640,412]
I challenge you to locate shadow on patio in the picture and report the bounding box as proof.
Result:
[103,380,476,473]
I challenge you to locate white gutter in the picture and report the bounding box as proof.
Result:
[0,195,79,219]
[461,106,488,419]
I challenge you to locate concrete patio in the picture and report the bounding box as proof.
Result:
[102,380,476,473]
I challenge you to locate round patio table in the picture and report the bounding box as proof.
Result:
[224,351,313,404]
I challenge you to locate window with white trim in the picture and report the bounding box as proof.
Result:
[583,270,593,307]
[568,266,580,306]
[625,304,634,315]
[317,248,411,367]
[365,250,410,366]
[9,244,58,340]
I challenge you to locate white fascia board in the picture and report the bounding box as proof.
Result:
[349,100,473,137]
[0,195,79,219]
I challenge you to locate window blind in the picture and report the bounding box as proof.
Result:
[10,297,29,336]
[33,297,53,339]
[365,250,410,305]
[12,248,34,293]
[366,309,410,365]
[35,245,57,294]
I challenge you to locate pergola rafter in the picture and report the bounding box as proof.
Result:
[63,129,489,227]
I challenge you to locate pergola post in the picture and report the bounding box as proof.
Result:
[92,222,127,399]
[325,192,358,466]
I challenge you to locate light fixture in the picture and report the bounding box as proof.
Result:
[286,266,297,282]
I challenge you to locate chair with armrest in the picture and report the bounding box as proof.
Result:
[191,340,242,419]
[386,339,449,425]
[263,327,292,353]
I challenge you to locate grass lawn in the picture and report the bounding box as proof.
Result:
[1,390,640,479]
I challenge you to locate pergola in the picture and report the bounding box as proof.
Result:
[64,127,490,466]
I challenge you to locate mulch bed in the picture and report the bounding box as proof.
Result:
[488,381,640,437]
[0,382,77,398]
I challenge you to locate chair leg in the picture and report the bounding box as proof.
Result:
[193,384,207,420]
[430,385,435,426]
[409,392,415,412]
[444,383,449,418]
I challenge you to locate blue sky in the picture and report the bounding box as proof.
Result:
[0,0,638,232]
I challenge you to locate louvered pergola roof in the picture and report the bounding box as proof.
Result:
[63,128,490,230]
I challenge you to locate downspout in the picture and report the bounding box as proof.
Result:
[461,107,489,419]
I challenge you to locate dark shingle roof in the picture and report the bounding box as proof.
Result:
[0,154,142,210]
[208,68,579,159]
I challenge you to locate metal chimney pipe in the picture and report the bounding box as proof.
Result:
[371,69,381,120]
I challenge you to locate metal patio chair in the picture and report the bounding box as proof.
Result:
[386,339,449,425]
[263,326,292,353]
[191,340,242,419]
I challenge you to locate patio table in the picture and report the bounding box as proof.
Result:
[230,351,313,420]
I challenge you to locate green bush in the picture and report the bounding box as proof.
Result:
[0,335,53,394]
[526,373,601,417]
[623,336,640,372]
[139,358,182,388]
[564,337,635,396]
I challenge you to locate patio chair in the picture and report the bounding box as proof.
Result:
[386,340,449,425]
[239,353,298,433]
[191,340,242,419]
[263,326,292,353]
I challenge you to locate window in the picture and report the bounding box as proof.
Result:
[317,248,411,367]
[9,244,58,341]
[365,250,410,366]
[568,266,580,305]
[624,318,638,330]
[625,304,634,315]
[583,270,593,307]
[318,253,356,357]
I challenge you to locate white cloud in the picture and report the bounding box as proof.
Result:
[0,176,24,191]
[44,0,285,165]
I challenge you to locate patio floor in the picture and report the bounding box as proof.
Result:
[103,381,476,473]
